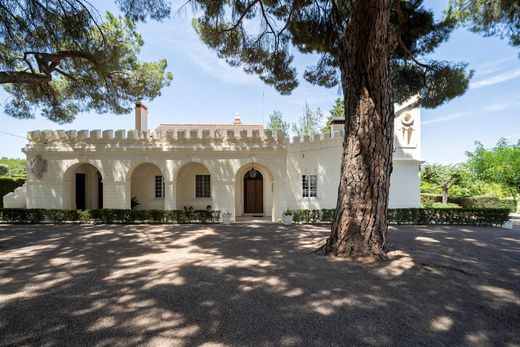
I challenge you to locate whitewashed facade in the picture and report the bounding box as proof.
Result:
[3,100,422,222]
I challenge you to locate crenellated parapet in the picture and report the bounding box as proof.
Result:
[287,130,344,151]
[26,128,289,148]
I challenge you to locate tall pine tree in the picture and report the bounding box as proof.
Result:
[187,0,471,259]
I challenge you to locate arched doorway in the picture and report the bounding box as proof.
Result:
[235,162,273,218]
[244,169,263,214]
[64,163,103,210]
[130,163,165,209]
[176,162,212,210]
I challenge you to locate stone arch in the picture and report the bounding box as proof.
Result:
[63,162,104,210]
[130,163,165,210]
[175,162,213,210]
[235,162,274,218]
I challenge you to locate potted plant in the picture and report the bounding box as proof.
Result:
[221,212,232,224]
[282,209,294,225]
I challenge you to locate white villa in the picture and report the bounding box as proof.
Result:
[3,100,422,222]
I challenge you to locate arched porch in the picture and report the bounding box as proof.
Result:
[63,163,103,210]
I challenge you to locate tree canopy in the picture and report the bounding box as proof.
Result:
[191,0,471,108]
[467,139,520,197]
[421,163,464,204]
[0,1,173,122]
[448,0,520,55]
[292,102,323,138]
[266,110,290,138]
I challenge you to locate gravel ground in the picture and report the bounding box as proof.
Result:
[0,223,519,347]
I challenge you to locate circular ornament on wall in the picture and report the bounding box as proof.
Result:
[401,113,414,126]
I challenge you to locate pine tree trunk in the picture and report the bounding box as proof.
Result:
[322,0,393,260]
[442,187,449,204]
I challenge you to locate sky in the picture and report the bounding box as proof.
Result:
[0,1,519,164]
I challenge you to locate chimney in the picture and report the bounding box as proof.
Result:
[330,117,345,134]
[135,102,148,131]
[233,112,242,125]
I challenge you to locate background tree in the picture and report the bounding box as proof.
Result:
[322,98,345,133]
[467,139,520,211]
[292,102,323,138]
[421,164,464,204]
[0,164,8,177]
[187,0,471,259]
[0,1,173,122]
[266,110,290,138]
[448,0,520,54]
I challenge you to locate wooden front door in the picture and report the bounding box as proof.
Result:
[244,169,263,214]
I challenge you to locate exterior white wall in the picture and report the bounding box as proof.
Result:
[389,161,421,208]
[286,138,342,210]
[130,163,165,210]
[176,162,212,210]
[11,100,422,215]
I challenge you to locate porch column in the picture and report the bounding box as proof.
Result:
[103,180,130,209]
[272,179,288,222]
[164,179,176,210]
[211,179,235,222]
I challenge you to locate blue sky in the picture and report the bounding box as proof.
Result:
[0,0,518,164]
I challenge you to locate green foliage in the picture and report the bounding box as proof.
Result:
[388,208,510,226]
[421,193,517,211]
[266,111,290,138]
[189,0,470,107]
[467,139,520,196]
[286,207,509,226]
[292,102,323,137]
[0,2,172,122]
[448,0,520,54]
[421,163,464,203]
[0,209,222,224]
[431,202,461,208]
[322,98,345,133]
[0,177,26,208]
[0,159,26,178]
[0,164,8,176]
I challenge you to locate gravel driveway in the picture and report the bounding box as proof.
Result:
[0,224,519,346]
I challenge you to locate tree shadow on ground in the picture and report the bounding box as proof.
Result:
[0,223,518,346]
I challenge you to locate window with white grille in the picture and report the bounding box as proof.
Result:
[196,175,210,198]
[302,175,317,198]
[155,175,165,198]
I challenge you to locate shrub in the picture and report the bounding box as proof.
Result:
[387,208,510,226]
[0,208,221,224]
[421,194,517,211]
[0,164,8,176]
[431,202,461,208]
[288,207,508,226]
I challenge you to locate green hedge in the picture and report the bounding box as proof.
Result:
[0,208,221,224]
[421,193,517,211]
[387,208,510,226]
[288,208,509,226]
[0,177,26,208]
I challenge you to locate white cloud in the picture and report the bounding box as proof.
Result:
[475,56,516,76]
[470,67,520,89]
[483,98,520,112]
[422,111,472,126]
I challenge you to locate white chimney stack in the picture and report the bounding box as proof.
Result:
[330,117,345,135]
[135,102,148,131]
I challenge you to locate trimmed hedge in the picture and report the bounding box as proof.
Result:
[0,208,510,226]
[0,208,221,224]
[421,193,517,211]
[0,177,26,208]
[288,208,509,226]
[387,208,510,226]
